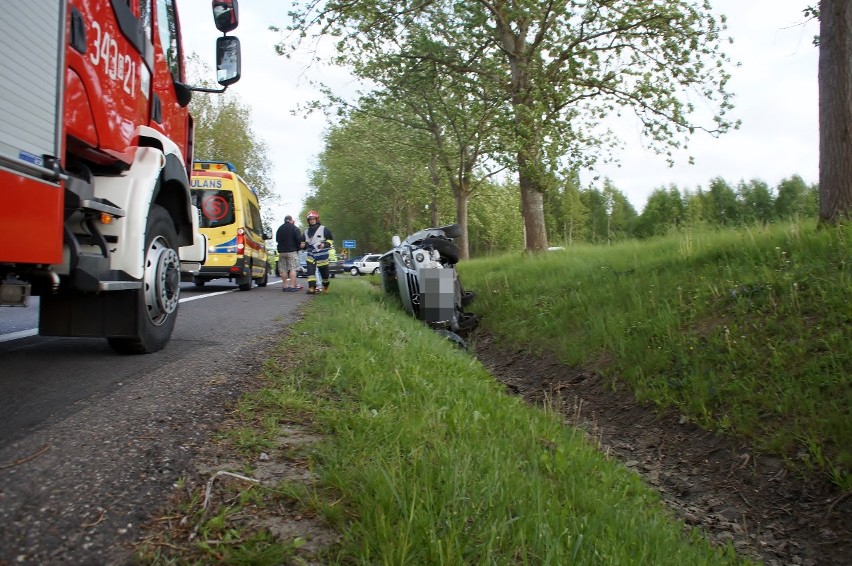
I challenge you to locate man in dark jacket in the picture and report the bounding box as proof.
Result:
[275,215,303,292]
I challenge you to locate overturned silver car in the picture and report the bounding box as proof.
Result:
[379,224,478,347]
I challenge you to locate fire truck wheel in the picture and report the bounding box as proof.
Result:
[108,205,180,354]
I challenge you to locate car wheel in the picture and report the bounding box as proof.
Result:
[457,312,479,331]
[193,278,205,287]
[460,290,476,308]
[441,223,463,239]
[372,267,380,275]
[423,237,460,264]
[350,266,359,276]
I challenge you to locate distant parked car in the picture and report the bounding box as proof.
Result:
[342,255,365,272]
[349,253,382,276]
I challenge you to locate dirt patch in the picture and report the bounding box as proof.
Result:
[471,331,850,566]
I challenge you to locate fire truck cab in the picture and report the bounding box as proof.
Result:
[0,0,242,353]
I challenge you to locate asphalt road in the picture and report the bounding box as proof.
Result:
[0,277,309,564]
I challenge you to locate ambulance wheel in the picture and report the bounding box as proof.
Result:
[238,266,253,291]
[256,263,269,287]
[108,204,180,354]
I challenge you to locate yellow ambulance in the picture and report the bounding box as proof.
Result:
[189,161,270,290]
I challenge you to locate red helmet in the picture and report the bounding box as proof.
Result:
[306,210,319,221]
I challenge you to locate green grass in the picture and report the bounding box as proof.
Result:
[152,279,748,565]
[143,221,848,562]
[461,219,851,489]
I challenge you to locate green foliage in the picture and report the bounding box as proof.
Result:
[467,179,525,255]
[281,0,739,250]
[461,220,851,489]
[303,113,446,252]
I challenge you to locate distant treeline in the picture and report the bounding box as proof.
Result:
[466,174,818,256]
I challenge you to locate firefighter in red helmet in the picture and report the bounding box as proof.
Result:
[299,210,334,294]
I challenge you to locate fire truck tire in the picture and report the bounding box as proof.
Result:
[108,205,180,354]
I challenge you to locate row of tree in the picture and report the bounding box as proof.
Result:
[277,0,849,259]
[278,0,740,257]
[544,174,819,245]
[303,110,818,256]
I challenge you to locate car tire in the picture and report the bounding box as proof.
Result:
[350,266,359,276]
[422,237,460,264]
[193,278,205,287]
[460,290,476,308]
[372,267,380,275]
[457,312,479,331]
[441,223,463,239]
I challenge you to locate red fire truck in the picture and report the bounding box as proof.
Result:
[0,1,241,353]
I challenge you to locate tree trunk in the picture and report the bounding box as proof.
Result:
[818,0,852,224]
[497,13,548,251]
[519,168,548,251]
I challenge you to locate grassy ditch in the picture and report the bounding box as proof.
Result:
[140,279,748,565]
[461,219,850,490]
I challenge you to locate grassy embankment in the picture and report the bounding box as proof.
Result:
[461,219,849,490]
[143,219,847,564]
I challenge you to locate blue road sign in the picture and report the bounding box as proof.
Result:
[343,240,356,249]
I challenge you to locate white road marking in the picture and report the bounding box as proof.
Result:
[177,289,236,302]
[0,283,280,342]
[0,328,38,343]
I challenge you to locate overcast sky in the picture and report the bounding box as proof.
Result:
[182,0,820,219]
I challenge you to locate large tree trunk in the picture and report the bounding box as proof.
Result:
[818,0,852,224]
[519,169,548,251]
[494,8,549,251]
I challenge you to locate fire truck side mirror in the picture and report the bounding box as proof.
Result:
[216,36,241,87]
[213,0,239,34]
